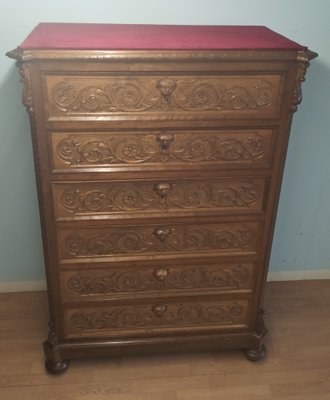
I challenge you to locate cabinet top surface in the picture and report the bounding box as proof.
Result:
[20,23,306,51]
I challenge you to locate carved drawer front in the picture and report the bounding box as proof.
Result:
[53,177,267,219]
[59,221,261,262]
[45,74,282,119]
[61,262,255,301]
[51,129,273,172]
[64,298,250,338]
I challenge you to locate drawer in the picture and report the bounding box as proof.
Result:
[60,262,256,301]
[53,177,267,219]
[64,298,250,339]
[51,128,274,172]
[58,220,262,262]
[45,74,282,120]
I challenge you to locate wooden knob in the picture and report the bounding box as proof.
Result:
[152,304,167,317]
[154,182,174,198]
[153,268,169,281]
[154,226,172,241]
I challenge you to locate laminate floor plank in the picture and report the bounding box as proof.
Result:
[175,384,272,400]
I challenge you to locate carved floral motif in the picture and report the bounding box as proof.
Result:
[63,224,257,257]
[60,180,261,214]
[56,132,267,166]
[67,264,251,295]
[50,77,274,114]
[70,302,246,331]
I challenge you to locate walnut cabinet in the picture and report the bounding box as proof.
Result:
[7,24,317,373]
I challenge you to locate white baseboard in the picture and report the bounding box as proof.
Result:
[0,280,47,293]
[267,269,330,281]
[0,269,329,293]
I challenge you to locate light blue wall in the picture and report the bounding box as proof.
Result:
[1,0,329,282]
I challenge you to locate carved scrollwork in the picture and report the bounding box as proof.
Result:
[52,81,77,111]
[173,136,266,162]
[70,301,246,331]
[50,77,275,114]
[67,264,251,295]
[57,136,159,165]
[52,80,160,112]
[61,189,112,212]
[62,224,257,257]
[59,180,261,214]
[173,79,273,111]
[56,132,267,167]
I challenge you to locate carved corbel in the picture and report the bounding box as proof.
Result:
[291,50,318,113]
[18,64,34,116]
[6,48,35,117]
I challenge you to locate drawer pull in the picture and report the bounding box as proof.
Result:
[154,226,172,241]
[152,304,167,317]
[157,131,174,162]
[153,268,169,281]
[154,182,174,198]
[156,79,177,107]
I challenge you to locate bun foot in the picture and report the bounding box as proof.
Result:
[244,344,267,362]
[45,358,70,374]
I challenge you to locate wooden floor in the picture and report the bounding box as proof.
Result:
[0,280,330,400]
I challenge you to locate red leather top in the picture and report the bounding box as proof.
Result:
[20,23,306,51]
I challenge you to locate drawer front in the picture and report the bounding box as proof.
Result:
[51,129,274,171]
[64,298,250,338]
[53,177,267,219]
[59,221,261,261]
[45,74,282,119]
[61,262,255,301]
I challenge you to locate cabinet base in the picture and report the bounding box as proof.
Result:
[43,312,267,371]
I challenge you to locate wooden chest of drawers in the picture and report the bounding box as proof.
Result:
[7,23,316,373]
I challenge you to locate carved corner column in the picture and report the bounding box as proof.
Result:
[7,48,68,374]
[249,50,318,364]
[247,49,318,362]
[21,65,67,373]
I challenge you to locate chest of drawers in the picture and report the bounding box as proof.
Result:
[7,23,316,373]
